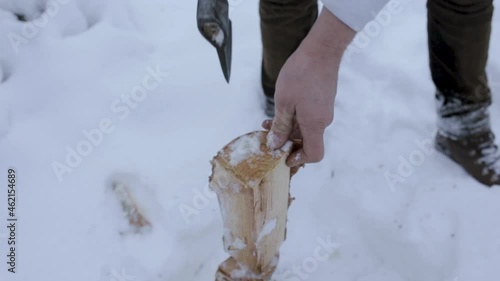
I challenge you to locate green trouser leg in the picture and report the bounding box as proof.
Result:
[428,0,494,106]
[260,0,318,98]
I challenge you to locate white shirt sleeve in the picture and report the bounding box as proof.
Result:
[321,0,392,31]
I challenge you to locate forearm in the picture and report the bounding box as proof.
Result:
[321,0,390,32]
[298,8,356,66]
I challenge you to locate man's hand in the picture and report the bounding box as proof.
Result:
[264,8,355,167]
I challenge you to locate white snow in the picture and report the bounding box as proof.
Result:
[232,238,247,250]
[280,140,293,152]
[247,180,259,188]
[230,182,242,192]
[228,133,264,166]
[213,28,224,47]
[223,227,234,251]
[257,218,277,244]
[0,0,43,20]
[294,152,302,161]
[230,265,264,279]
[270,139,293,158]
[1,0,500,281]
[266,130,279,149]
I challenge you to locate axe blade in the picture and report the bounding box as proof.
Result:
[197,0,232,83]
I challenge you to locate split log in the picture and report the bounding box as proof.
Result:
[209,131,300,281]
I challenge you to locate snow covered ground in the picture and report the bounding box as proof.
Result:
[1,0,500,280]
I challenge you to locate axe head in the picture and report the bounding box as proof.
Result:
[197,0,232,83]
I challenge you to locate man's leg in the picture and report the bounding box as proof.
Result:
[260,0,318,116]
[428,0,499,186]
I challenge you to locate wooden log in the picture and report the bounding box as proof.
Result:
[209,131,299,280]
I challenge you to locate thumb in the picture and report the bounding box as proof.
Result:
[267,108,294,150]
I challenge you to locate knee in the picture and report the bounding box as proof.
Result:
[260,0,318,22]
[429,0,493,14]
[260,0,317,10]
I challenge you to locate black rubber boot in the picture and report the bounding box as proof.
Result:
[435,92,500,186]
[436,131,500,186]
[262,83,275,118]
[264,96,275,118]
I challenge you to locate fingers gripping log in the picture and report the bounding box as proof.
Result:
[209,131,300,280]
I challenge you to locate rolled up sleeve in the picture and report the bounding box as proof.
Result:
[322,0,391,31]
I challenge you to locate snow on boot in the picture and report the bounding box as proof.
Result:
[264,96,275,118]
[435,92,500,186]
[262,83,275,118]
